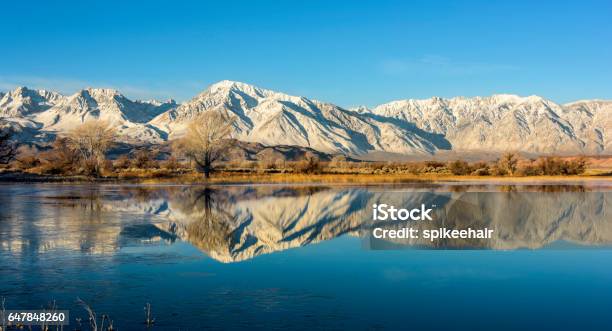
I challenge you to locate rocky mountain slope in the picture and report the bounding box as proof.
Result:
[367,94,610,154]
[0,86,176,143]
[150,80,443,155]
[1,81,609,155]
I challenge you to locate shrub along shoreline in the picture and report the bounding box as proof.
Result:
[4,142,609,183]
[1,156,608,185]
[1,119,609,183]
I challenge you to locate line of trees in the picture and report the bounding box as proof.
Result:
[4,110,237,178]
[445,153,587,176]
[1,115,591,178]
[10,121,117,177]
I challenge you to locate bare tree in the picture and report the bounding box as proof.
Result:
[66,121,116,176]
[0,127,17,164]
[498,152,519,176]
[178,111,235,178]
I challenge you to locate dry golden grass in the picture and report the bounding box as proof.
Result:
[6,154,611,184]
[4,168,610,184]
[139,171,612,185]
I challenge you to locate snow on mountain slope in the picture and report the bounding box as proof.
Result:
[0,87,65,117]
[36,88,175,125]
[150,80,443,154]
[563,100,611,153]
[0,87,67,141]
[0,87,176,143]
[0,81,609,155]
[371,94,610,154]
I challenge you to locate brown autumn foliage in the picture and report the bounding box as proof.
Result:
[15,145,42,170]
[38,137,80,174]
[114,155,131,170]
[6,130,595,180]
[447,160,471,175]
[66,121,116,176]
[131,148,160,169]
[511,156,587,176]
[176,111,236,178]
[497,152,519,175]
[294,156,323,174]
[162,156,182,171]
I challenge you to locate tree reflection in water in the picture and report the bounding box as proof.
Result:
[0,183,609,262]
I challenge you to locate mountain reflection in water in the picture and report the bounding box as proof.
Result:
[0,183,610,263]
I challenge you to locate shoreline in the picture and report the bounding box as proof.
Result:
[1,171,610,185]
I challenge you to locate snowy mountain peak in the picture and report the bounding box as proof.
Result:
[487,94,550,105]
[0,86,178,144]
[209,79,246,89]
[150,81,453,155]
[209,80,262,91]
[141,98,178,107]
[206,80,280,100]
[12,86,31,94]
[9,86,45,97]
[350,105,372,113]
[0,86,65,117]
[8,86,60,99]
[84,87,122,98]
[1,81,609,155]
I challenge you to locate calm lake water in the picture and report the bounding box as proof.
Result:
[1,182,611,330]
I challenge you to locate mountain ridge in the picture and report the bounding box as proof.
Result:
[0,81,610,156]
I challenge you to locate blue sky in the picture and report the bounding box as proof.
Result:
[1,0,610,106]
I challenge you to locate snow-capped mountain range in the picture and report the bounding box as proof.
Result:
[0,80,609,155]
